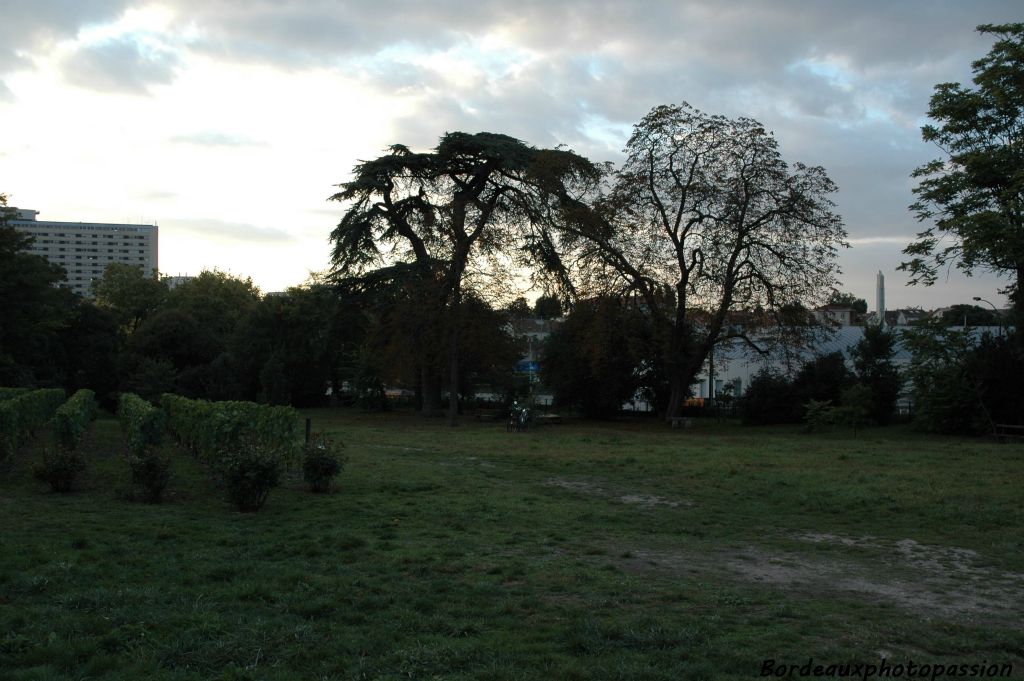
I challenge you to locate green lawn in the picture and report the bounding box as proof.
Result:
[2,410,1022,680]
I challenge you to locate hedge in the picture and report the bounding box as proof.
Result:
[118,393,165,457]
[52,389,98,450]
[0,388,66,459]
[161,394,300,463]
[0,387,29,402]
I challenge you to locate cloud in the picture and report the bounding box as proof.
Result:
[0,1,132,73]
[60,36,179,94]
[848,236,918,246]
[137,190,178,201]
[4,0,1019,300]
[170,131,266,148]
[166,218,295,244]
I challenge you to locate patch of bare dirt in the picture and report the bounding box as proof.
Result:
[543,477,692,508]
[619,533,1024,626]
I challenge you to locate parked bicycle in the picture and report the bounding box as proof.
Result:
[507,403,531,433]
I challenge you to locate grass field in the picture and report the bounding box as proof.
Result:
[1,409,1022,680]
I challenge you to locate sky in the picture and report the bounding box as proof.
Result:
[0,1,1019,310]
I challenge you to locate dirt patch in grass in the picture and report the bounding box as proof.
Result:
[616,533,1024,627]
[543,476,692,508]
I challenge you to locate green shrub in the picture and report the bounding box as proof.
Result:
[0,388,65,460]
[52,389,98,451]
[219,437,284,512]
[161,394,300,464]
[803,399,837,432]
[34,446,87,493]
[803,386,874,434]
[0,387,29,401]
[127,447,171,503]
[302,433,346,493]
[118,393,164,457]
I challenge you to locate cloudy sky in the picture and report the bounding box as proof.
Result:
[1,1,1019,309]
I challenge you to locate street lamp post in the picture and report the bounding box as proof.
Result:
[972,296,1003,337]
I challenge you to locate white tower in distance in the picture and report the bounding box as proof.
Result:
[876,271,886,328]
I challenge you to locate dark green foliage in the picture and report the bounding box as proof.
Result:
[0,388,66,459]
[851,325,901,425]
[127,446,171,503]
[219,437,284,512]
[57,302,120,409]
[838,384,874,433]
[0,196,78,386]
[0,387,28,401]
[802,385,874,434]
[533,294,563,319]
[33,446,86,492]
[966,333,1024,426]
[453,294,521,404]
[118,356,176,402]
[127,309,219,396]
[52,389,97,451]
[92,262,169,333]
[907,324,1024,434]
[828,291,868,315]
[904,324,986,434]
[542,298,651,419]
[741,353,852,426]
[117,271,262,402]
[329,132,599,424]
[161,394,300,464]
[117,392,164,457]
[937,303,1002,327]
[302,432,346,493]
[802,399,836,432]
[792,352,852,406]
[902,24,1024,315]
[258,354,290,406]
[739,370,798,425]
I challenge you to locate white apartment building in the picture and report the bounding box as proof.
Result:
[8,208,158,297]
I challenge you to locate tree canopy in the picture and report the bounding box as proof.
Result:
[902,23,1024,317]
[329,132,597,424]
[0,193,77,386]
[550,103,847,416]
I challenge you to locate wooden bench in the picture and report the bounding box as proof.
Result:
[668,417,693,429]
[994,423,1024,443]
[534,414,563,426]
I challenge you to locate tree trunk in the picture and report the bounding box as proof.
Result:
[665,377,687,420]
[447,299,461,426]
[419,366,443,416]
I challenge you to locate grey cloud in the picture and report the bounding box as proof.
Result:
[0,1,131,74]
[167,218,295,244]
[61,37,179,94]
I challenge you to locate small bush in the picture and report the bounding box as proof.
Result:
[34,446,86,493]
[118,393,164,457]
[0,388,65,460]
[128,447,171,503]
[53,389,98,451]
[219,438,284,512]
[302,433,346,493]
[803,399,837,432]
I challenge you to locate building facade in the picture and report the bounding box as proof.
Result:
[8,208,158,297]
